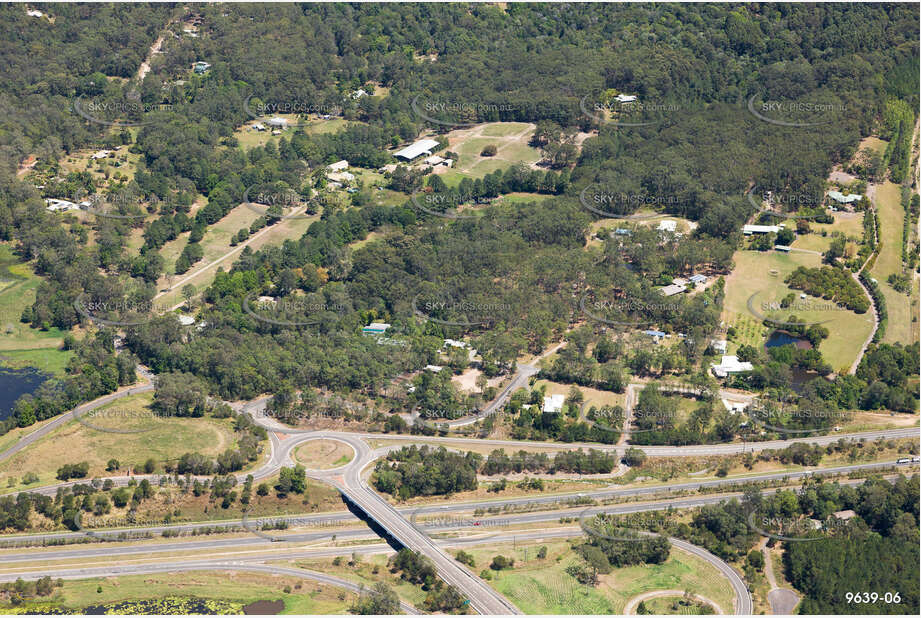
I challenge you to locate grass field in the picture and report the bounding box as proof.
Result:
[0,392,239,491]
[722,250,875,372]
[641,595,715,614]
[154,208,319,309]
[789,212,864,254]
[294,553,427,608]
[0,244,72,375]
[464,540,735,615]
[532,380,626,411]
[18,570,350,615]
[437,122,541,186]
[294,439,354,469]
[869,181,918,345]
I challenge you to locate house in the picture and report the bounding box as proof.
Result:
[721,399,749,414]
[177,315,195,326]
[660,283,687,297]
[328,160,349,172]
[711,339,728,354]
[351,89,368,100]
[657,220,677,233]
[543,394,565,414]
[711,355,753,378]
[267,117,288,129]
[378,164,398,174]
[425,364,443,373]
[27,9,43,17]
[192,61,211,74]
[326,181,343,190]
[251,122,266,131]
[613,228,632,236]
[394,138,440,161]
[362,322,390,335]
[774,244,792,252]
[424,155,445,166]
[615,93,637,103]
[91,150,111,160]
[44,198,79,212]
[689,274,707,285]
[827,190,862,205]
[327,171,355,183]
[671,277,688,286]
[443,338,468,349]
[743,224,780,235]
[643,329,667,341]
[183,28,199,38]
[832,509,857,521]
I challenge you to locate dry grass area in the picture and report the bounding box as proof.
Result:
[294,439,354,469]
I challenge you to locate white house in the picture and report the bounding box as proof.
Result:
[394,138,440,161]
[328,160,349,172]
[91,150,111,160]
[177,315,195,326]
[27,9,43,17]
[252,122,266,131]
[615,93,637,103]
[351,89,368,100]
[45,198,79,212]
[267,117,288,129]
[660,283,687,297]
[425,364,443,373]
[743,224,780,235]
[327,171,355,183]
[543,394,565,414]
[711,339,728,354]
[657,219,677,233]
[721,399,749,414]
[827,190,862,204]
[424,155,445,166]
[711,355,753,378]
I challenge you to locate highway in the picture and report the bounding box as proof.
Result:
[0,370,918,614]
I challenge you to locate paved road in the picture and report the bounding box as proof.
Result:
[307,433,521,615]
[0,382,155,464]
[623,590,724,615]
[0,561,419,614]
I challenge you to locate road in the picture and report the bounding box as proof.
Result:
[0,561,419,614]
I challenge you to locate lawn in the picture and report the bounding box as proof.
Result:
[0,244,72,375]
[532,380,626,411]
[294,439,354,469]
[465,540,735,615]
[294,553,427,608]
[438,122,541,185]
[869,180,917,345]
[641,595,716,614]
[722,250,875,373]
[789,212,864,254]
[0,392,239,491]
[20,570,351,615]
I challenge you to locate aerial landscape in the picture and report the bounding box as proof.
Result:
[0,2,919,616]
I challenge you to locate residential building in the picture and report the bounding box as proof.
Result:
[660,283,687,297]
[192,61,211,74]
[827,190,862,204]
[689,274,707,285]
[711,355,753,378]
[328,160,349,172]
[362,322,390,335]
[742,224,780,235]
[543,394,565,414]
[657,219,677,233]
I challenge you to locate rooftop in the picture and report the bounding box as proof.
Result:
[543,394,565,413]
[394,138,440,161]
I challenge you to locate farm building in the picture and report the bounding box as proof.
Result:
[743,224,780,235]
[394,138,440,161]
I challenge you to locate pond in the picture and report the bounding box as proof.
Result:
[764,330,813,350]
[0,366,51,421]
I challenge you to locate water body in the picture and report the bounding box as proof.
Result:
[764,330,813,350]
[0,366,51,420]
[764,330,816,392]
